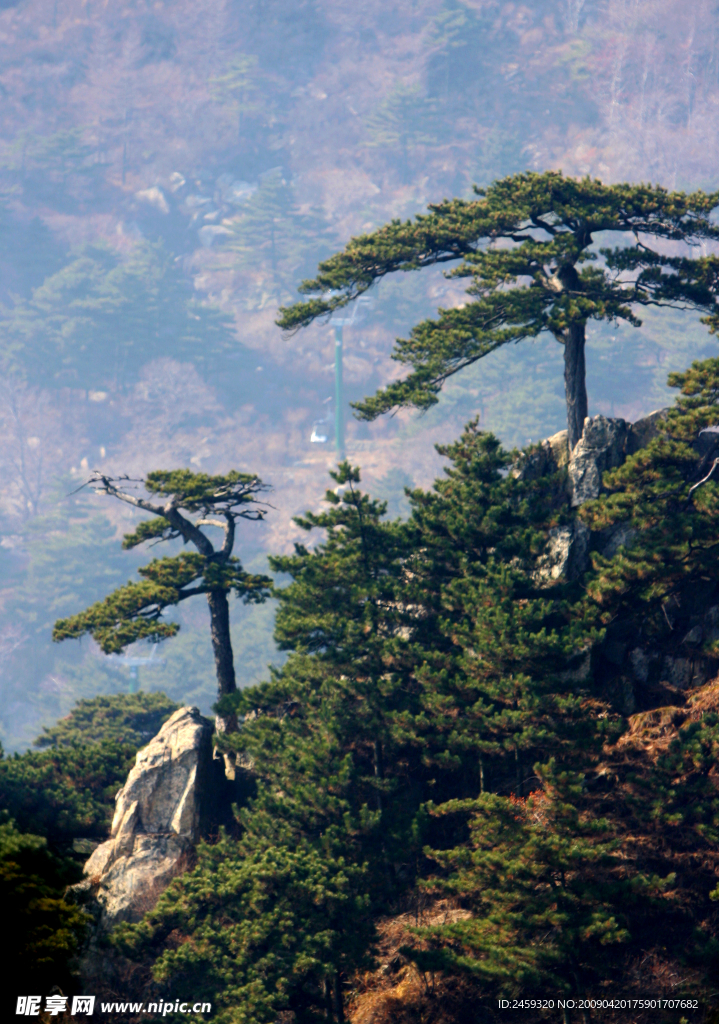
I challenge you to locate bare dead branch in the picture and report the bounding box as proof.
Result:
[688,458,719,500]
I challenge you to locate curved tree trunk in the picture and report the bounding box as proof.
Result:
[563,321,588,450]
[207,589,238,737]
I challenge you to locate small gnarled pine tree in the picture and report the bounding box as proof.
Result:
[53,470,271,739]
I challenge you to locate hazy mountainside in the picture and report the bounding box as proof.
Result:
[2,0,719,748]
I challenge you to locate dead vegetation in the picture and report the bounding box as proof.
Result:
[348,900,477,1024]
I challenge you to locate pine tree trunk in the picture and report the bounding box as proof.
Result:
[333,973,345,1023]
[373,739,384,811]
[324,977,334,1022]
[563,321,588,451]
[207,589,238,735]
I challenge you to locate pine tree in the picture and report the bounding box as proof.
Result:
[115,834,375,1024]
[208,55,263,142]
[364,84,443,183]
[33,691,179,749]
[52,470,271,737]
[277,172,719,448]
[0,694,178,852]
[425,0,495,103]
[219,462,424,891]
[0,815,88,1007]
[115,464,416,1022]
[225,169,332,308]
[397,422,603,800]
[0,741,137,852]
[410,765,666,1012]
[113,439,609,1021]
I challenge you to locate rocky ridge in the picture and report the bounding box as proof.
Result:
[515,410,668,583]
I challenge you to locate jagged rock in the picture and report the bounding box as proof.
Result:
[697,425,719,456]
[80,706,219,928]
[660,655,710,690]
[629,648,650,683]
[558,646,592,685]
[198,224,233,247]
[516,410,670,584]
[682,624,703,646]
[598,521,636,560]
[546,428,570,468]
[626,408,669,455]
[704,606,719,644]
[568,415,629,507]
[512,428,569,481]
[540,520,590,581]
[134,186,169,215]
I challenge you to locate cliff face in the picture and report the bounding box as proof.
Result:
[515,410,719,715]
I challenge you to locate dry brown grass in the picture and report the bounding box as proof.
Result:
[348,899,473,1024]
[613,673,719,759]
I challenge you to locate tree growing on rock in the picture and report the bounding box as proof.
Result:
[52,470,272,737]
[577,355,719,672]
[278,171,719,449]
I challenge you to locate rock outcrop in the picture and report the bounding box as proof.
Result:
[522,410,670,582]
[541,520,591,581]
[568,414,629,507]
[77,706,224,929]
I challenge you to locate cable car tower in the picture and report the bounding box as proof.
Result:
[328,296,373,460]
[106,642,166,694]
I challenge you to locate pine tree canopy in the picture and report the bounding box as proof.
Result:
[33,692,179,749]
[51,371,719,1017]
[277,171,719,448]
[0,242,241,392]
[0,740,137,849]
[0,815,88,997]
[411,765,664,1000]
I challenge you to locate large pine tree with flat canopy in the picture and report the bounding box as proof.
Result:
[278,171,719,449]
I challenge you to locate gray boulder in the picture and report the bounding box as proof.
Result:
[539,520,590,581]
[512,428,569,481]
[568,415,629,507]
[81,706,215,928]
[597,521,636,560]
[626,408,669,455]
